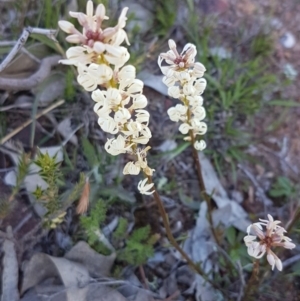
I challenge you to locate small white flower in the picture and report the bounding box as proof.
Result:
[194,140,206,151]
[179,123,191,134]
[191,119,207,135]
[131,134,150,145]
[118,65,136,83]
[121,121,142,137]
[123,147,153,176]
[194,78,207,94]
[123,162,141,175]
[77,63,113,91]
[104,46,130,68]
[137,178,155,195]
[182,81,196,96]
[187,95,203,107]
[98,116,118,134]
[121,79,144,97]
[131,94,148,109]
[135,109,150,125]
[59,46,95,66]
[192,106,206,120]
[105,88,122,107]
[244,214,296,271]
[167,104,187,122]
[192,62,206,78]
[92,89,105,104]
[114,108,131,125]
[168,86,181,99]
[158,39,197,76]
[104,135,131,156]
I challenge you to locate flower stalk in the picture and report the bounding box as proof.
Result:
[189,129,220,245]
[158,39,219,244]
[146,175,221,290]
[241,259,260,301]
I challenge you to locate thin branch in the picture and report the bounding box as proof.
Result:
[0,55,61,90]
[0,99,65,145]
[0,27,57,73]
[238,164,273,206]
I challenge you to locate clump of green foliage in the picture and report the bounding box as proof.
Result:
[117,225,156,265]
[269,176,299,205]
[9,152,31,202]
[80,200,157,266]
[80,199,110,254]
[34,151,62,212]
[32,151,86,227]
[153,0,176,37]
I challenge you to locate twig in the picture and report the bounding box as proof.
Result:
[0,55,61,90]
[0,103,32,112]
[0,41,16,47]
[238,164,273,206]
[0,27,57,73]
[139,265,149,290]
[163,290,180,301]
[0,99,65,145]
[236,260,246,301]
[285,207,300,234]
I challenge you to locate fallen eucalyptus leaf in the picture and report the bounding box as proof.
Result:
[2,236,19,301]
[21,253,90,295]
[137,70,168,96]
[65,241,116,278]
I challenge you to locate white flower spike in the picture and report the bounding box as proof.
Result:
[158,39,207,151]
[59,2,155,195]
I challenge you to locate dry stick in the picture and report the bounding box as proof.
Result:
[139,265,149,290]
[0,99,65,145]
[146,175,221,291]
[163,290,180,301]
[0,27,57,73]
[188,130,220,245]
[0,55,61,91]
[285,206,300,234]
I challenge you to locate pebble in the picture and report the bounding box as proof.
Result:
[280,32,296,48]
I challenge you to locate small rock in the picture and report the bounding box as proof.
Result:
[210,47,232,59]
[283,63,298,81]
[269,18,283,30]
[280,32,296,49]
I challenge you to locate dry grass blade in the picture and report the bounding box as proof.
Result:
[76,178,90,215]
[0,99,65,145]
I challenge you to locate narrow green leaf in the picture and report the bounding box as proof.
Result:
[267,100,300,107]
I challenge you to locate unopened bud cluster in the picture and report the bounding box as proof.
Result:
[158,40,207,151]
[59,1,154,195]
